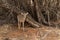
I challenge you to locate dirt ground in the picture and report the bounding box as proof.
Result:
[0,25,60,40]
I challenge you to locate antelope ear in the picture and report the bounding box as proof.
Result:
[21,13,23,15]
[26,12,28,15]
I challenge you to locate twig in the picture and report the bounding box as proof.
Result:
[41,30,52,40]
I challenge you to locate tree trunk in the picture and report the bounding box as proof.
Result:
[34,0,41,23]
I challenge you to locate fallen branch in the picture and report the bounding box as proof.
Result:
[26,14,42,27]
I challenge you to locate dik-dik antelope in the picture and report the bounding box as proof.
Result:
[17,11,28,30]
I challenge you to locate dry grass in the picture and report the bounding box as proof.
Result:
[0,25,60,40]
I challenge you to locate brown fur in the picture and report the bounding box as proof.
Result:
[17,12,28,30]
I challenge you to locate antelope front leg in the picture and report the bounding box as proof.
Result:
[18,22,21,29]
[22,22,24,31]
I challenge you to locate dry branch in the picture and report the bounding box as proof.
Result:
[26,14,41,27]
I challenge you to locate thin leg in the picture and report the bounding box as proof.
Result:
[22,22,24,31]
[18,22,21,29]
